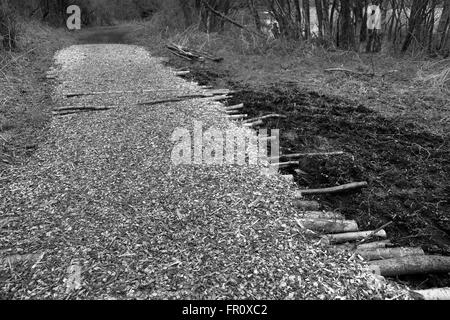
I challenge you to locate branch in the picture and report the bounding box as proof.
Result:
[324,68,375,77]
[296,182,368,196]
[200,0,265,38]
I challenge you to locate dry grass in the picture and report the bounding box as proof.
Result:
[127,18,449,137]
[0,19,75,168]
[416,58,450,94]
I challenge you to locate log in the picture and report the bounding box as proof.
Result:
[283,151,345,159]
[334,240,392,251]
[324,230,387,244]
[357,240,392,250]
[227,114,247,120]
[410,288,450,300]
[357,247,425,261]
[243,114,287,124]
[295,182,368,197]
[294,200,321,211]
[297,219,358,234]
[369,256,450,276]
[299,211,345,220]
[225,103,244,111]
[243,120,264,128]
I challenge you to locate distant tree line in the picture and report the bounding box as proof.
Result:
[170,0,449,54]
[1,0,449,55]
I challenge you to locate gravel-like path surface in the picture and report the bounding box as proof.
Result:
[0,44,408,299]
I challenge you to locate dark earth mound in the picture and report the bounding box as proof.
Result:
[175,64,450,289]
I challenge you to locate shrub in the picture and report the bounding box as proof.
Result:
[0,2,18,50]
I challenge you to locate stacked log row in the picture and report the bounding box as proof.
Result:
[216,89,450,300]
[294,188,450,300]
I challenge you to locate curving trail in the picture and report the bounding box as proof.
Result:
[0,44,407,299]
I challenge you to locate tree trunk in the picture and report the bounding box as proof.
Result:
[339,0,354,49]
[294,0,302,36]
[401,0,429,52]
[354,0,364,51]
[247,0,262,32]
[303,0,311,39]
[315,0,324,38]
[321,0,331,39]
[436,0,450,51]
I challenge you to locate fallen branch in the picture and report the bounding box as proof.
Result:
[174,70,190,76]
[243,120,264,128]
[324,68,375,77]
[138,93,229,106]
[356,221,394,246]
[225,103,244,111]
[227,114,247,120]
[295,182,368,197]
[283,151,345,159]
[167,43,223,63]
[200,0,265,39]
